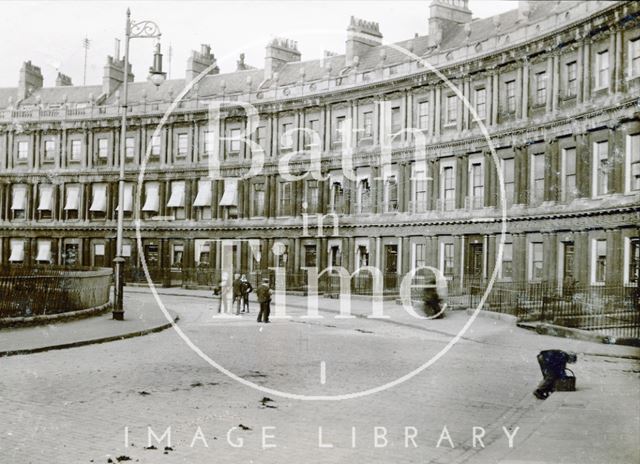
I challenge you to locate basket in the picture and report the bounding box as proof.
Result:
[555,368,576,391]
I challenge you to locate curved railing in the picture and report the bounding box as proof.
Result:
[0,266,112,319]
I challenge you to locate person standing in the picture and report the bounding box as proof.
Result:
[217,273,230,314]
[232,273,242,315]
[256,278,272,323]
[240,274,253,313]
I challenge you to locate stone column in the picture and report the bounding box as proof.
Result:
[456,80,463,133]
[602,229,614,286]
[464,78,471,130]
[454,235,463,288]
[350,99,358,148]
[543,232,557,286]
[293,237,301,286]
[237,180,245,219]
[372,97,380,146]
[574,231,589,287]
[513,233,527,283]
[546,54,554,113]
[609,30,616,94]
[610,121,625,194]
[429,87,436,135]
[576,41,584,104]
[323,106,331,151]
[485,72,492,127]
[575,131,590,199]
[192,120,199,163]
[614,28,623,94]
[551,52,559,113]
[319,106,327,152]
[434,87,441,137]
[582,40,591,101]
[426,235,438,267]
[491,70,499,125]
[406,90,413,136]
[401,236,410,276]
[544,137,559,202]
[514,144,529,205]
[521,57,529,120]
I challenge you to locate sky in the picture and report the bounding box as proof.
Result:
[0,0,518,89]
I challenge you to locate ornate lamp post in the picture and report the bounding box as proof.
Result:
[113,9,166,320]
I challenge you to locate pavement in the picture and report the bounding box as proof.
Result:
[0,292,178,357]
[0,287,638,463]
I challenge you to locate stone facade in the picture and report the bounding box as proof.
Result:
[0,0,638,291]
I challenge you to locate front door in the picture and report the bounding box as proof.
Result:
[562,242,575,294]
[143,243,160,281]
[384,244,398,291]
[466,242,484,286]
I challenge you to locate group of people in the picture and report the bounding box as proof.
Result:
[214,273,272,323]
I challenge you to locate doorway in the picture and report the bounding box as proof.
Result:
[465,237,484,286]
[384,244,398,291]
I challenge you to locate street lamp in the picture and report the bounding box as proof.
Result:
[113,9,165,320]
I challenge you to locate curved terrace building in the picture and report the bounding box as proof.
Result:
[0,0,638,293]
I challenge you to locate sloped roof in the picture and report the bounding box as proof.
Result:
[21,85,102,106]
[0,2,595,109]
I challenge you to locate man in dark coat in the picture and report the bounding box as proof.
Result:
[240,274,253,313]
[256,278,272,323]
[534,350,577,399]
[232,273,242,315]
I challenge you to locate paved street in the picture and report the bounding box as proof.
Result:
[1,289,638,464]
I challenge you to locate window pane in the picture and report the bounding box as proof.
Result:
[505,80,516,112]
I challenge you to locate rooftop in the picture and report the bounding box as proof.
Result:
[0,1,615,110]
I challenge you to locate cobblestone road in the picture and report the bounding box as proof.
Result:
[1,291,638,463]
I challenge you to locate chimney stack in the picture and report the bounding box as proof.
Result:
[264,38,300,80]
[18,61,43,101]
[186,44,219,82]
[428,0,472,47]
[518,1,535,22]
[55,72,73,87]
[346,16,383,67]
[102,52,134,96]
[236,53,255,71]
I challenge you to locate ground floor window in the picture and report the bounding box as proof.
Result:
[592,239,607,284]
[304,245,317,267]
[529,242,543,282]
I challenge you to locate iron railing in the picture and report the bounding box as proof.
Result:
[0,265,112,319]
[469,282,640,339]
